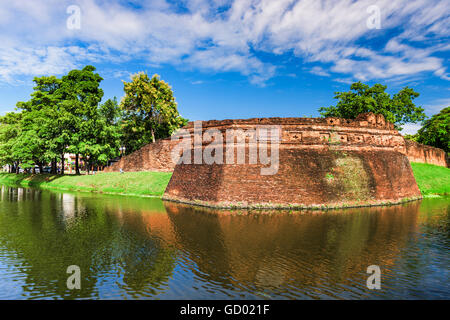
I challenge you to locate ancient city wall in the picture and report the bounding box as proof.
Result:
[404,140,448,167]
[105,113,447,175]
[104,113,446,208]
[104,138,178,172]
[163,113,422,208]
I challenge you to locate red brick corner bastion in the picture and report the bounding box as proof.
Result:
[105,113,447,209]
[161,113,423,209]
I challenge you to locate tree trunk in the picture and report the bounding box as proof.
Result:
[51,158,57,174]
[61,154,65,175]
[32,166,36,174]
[39,163,43,174]
[75,153,80,175]
[15,162,19,174]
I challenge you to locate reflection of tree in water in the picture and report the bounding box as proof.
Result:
[106,212,176,297]
[165,201,422,298]
[0,188,112,298]
[0,187,176,299]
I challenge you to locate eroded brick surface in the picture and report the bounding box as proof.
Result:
[404,140,448,167]
[104,138,178,172]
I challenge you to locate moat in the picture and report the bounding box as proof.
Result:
[0,186,448,299]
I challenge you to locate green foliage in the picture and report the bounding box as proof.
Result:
[416,107,449,153]
[403,134,419,142]
[120,72,187,154]
[319,82,427,130]
[0,67,186,172]
[59,66,117,168]
[94,98,122,165]
[0,112,22,167]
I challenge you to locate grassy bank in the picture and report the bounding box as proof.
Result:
[0,172,172,197]
[410,162,450,196]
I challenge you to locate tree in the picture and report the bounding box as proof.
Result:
[15,76,64,174]
[59,65,104,174]
[120,72,187,154]
[11,110,47,173]
[0,67,187,174]
[319,82,427,130]
[416,107,449,153]
[0,112,22,173]
[85,98,122,170]
[403,134,419,142]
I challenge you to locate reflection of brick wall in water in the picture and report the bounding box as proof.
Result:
[163,201,420,292]
[164,113,422,208]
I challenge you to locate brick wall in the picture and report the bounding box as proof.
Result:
[104,113,447,175]
[164,148,420,208]
[163,113,422,208]
[104,113,446,208]
[404,140,448,167]
[104,138,178,172]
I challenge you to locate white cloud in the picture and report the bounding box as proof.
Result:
[0,45,105,83]
[0,0,448,84]
[401,123,422,135]
[423,98,450,114]
[309,66,330,77]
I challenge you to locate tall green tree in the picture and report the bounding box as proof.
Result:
[319,82,427,130]
[120,72,187,154]
[0,112,22,173]
[416,107,449,153]
[15,76,64,173]
[85,98,122,170]
[59,65,104,174]
[11,110,47,173]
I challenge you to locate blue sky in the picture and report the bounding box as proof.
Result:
[0,0,449,134]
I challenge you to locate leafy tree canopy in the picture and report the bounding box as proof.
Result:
[120,72,187,154]
[0,67,187,172]
[0,112,22,167]
[416,107,449,153]
[319,82,427,130]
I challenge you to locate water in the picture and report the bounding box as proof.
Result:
[0,186,448,300]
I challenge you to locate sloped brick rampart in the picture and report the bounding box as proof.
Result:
[104,138,178,172]
[163,113,423,208]
[105,113,447,175]
[104,112,447,208]
[404,140,448,167]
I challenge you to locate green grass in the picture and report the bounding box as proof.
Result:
[410,162,450,196]
[0,171,172,197]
